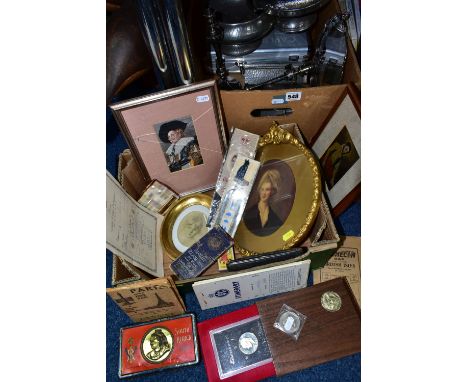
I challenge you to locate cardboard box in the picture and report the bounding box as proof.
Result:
[111,123,340,286]
[108,0,359,286]
[218,0,361,146]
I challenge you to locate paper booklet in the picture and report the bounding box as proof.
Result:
[106,277,185,323]
[193,260,311,310]
[106,170,164,277]
[313,236,361,306]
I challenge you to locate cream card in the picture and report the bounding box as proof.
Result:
[193,260,310,309]
[106,170,164,277]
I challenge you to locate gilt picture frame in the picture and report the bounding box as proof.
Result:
[312,87,361,216]
[110,80,228,196]
[234,123,322,256]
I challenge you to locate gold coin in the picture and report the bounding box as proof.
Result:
[321,291,342,312]
[141,327,173,363]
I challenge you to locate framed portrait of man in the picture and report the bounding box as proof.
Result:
[312,87,361,216]
[110,80,228,196]
[155,116,204,173]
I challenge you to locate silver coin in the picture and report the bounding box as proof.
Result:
[278,311,300,334]
[321,291,342,312]
[238,332,258,355]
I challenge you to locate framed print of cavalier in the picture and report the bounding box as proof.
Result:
[234,123,322,256]
[155,116,204,173]
[312,87,361,216]
[110,80,227,196]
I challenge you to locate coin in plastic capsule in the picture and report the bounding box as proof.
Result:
[278,311,301,334]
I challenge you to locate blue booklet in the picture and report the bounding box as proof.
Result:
[170,225,234,280]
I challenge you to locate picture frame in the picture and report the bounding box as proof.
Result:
[234,123,322,256]
[312,86,361,216]
[110,80,228,196]
[161,193,213,260]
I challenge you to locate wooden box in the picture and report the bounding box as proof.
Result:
[257,277,360,376]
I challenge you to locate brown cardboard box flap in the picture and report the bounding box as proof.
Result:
[111,254,152,286]
[117,149,148,201]
[308,193,339,245]
[256,277,360,376]
[220,85,348,144]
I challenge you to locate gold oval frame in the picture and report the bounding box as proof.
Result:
[234,122,321,256]
[161,193,212,260]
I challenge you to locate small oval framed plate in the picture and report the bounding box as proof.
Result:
[234,123,321,256]
[161,193,212,260]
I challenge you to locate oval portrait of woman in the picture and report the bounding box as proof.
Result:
[243,159,296,237]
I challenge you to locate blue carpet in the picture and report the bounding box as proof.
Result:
[106,104,361,381]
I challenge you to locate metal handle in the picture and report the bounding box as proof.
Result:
[160,0,195,85]
[135,0,169,73]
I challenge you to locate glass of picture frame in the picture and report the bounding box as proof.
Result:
[110,80,228,196]
[234,123,322,256]
[312,87,361,216]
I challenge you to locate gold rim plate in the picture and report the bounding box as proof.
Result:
[161,193,212,260]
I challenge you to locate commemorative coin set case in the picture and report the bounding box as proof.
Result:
[197,277,360,381]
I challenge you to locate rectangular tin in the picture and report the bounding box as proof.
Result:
[119,313,199,378]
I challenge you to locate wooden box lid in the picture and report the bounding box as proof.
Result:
[256,277,360,376]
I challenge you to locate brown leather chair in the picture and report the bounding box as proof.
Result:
[106,0,153,104]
